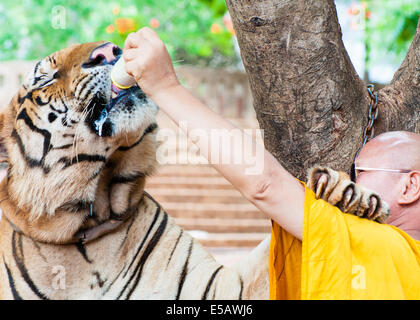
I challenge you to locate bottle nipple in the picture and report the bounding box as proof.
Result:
[110,57,136,90]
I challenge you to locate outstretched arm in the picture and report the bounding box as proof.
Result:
[124,28,305,240]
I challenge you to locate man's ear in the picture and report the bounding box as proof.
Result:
[0,113,8,163]
[398,171,420,205]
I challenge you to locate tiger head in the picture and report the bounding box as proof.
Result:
[0,42,159,243]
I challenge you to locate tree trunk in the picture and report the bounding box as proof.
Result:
[225,0,419,181]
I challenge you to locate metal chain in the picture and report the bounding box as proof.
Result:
[362,84,379,146]
[353,84,379,161]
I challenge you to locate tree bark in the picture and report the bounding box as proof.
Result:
[225,0,419,181]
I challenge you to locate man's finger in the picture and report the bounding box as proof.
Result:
[125,60,141,79]
[124,31,150,51]
[124,32,139,50]
[137,27,163,46]
[138,27,157,39]
[123,48,139,62]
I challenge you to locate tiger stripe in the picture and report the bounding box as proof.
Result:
[4,259,22,300]
[75,241,92,264]
[110,172,145,185]
[125,213,168,299]
[16,108,52,159]
[175,239,193,300]
[202,265,223,300]
[12,232,49,300]
[118,123,158,152]
[166,230,183,270]
[116,210,167,299]
[238,275,244,300]
[122,204,161,279]
[57,153,107,168]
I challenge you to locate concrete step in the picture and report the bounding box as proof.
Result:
[147,187,248,204]
[146,176,236,190]
[187,231,269,247]
[175,217,271,233]
[156,114,260,130]
[153,195,249,204]
[155,165,220,177]
[147,187,243,197]
[163,202,265,219]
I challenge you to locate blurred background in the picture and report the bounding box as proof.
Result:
[0,0,419,79]
[0,0,418,265]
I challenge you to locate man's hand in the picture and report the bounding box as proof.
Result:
[307,166,390,223]
[123,27,181,99]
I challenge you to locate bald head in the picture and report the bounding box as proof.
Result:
[355,131,420,234]
[357,131,420,170]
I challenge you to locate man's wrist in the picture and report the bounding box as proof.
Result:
[149,82,184,104]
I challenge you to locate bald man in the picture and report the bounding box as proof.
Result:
[355,131,420,239]
[123,27,420,299]
[265,131,420,299]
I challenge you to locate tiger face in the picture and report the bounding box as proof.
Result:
[0,42,159,239]
[19,41,157,138]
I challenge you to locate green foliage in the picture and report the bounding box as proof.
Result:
[197,0,227,18]
[0,0,236,67]
[363,0,419,64]
[0,0,418,68]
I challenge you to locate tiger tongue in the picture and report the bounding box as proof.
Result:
[111,83,121,99]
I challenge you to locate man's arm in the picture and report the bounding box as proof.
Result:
[124,27,305,240]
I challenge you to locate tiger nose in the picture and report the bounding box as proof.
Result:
[89,42,121,66]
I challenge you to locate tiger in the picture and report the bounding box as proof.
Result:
[0,41,389,300]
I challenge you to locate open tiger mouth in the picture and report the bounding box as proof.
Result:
[87,83,141,137]
[109,83,140,110]
[111,83,121,99]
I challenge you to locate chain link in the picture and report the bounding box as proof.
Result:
[363,84,379,142]
[353,84,379,162]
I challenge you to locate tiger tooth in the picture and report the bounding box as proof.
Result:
[111,91,117,99]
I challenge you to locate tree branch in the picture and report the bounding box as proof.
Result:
[376,19,420,135]
[226,0,371,180]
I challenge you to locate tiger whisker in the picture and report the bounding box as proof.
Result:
[71,99,92,161]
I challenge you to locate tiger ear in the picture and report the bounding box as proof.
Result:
[0,112,8,163]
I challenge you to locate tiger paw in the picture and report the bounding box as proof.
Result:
[307,166,390,223]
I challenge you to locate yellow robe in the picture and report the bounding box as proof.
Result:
[269,183,420,299]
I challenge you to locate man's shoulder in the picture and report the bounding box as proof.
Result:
[303,183,412,248]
